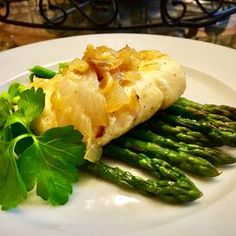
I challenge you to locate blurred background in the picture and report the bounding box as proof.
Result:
[0,0,235,51]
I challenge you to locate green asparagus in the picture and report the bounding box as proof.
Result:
[114,136,220,177]
[145,120,220,146]
[166,103,236,131]
[128,129,236,165]
[156,112,236,147]
[177,97,236,121]
[29,65,56,81]
[86,161,202,203]
[104,144,197,182]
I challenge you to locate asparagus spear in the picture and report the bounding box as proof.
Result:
[86,161,202,203]
[177,97,236,121]
[104,144,196,182]
[146,120,220,146]
[128,129,236,165]
[114,136,220,177]
[156,112,236,147]
[166,103,236,131]
[29,65,56,81]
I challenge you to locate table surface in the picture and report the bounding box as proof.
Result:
[0,12,235,51]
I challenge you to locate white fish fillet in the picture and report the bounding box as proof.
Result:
[32,45,186,162]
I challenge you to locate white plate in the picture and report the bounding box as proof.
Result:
[0,33,236,236]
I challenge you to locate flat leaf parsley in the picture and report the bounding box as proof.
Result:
[0,83,86,210]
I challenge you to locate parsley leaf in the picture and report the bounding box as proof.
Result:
[7,83,26,105]
[18,126,85,205]
[17,87,45,123]
[0,98,11,128]
[0,83,26,129]
[0,85,40,210]
[0,83,86,210]
[4,87,45,133]
[0,140,27,210]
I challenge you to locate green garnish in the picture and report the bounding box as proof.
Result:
[29,65,57,81]
[0,98,11,128]
[58,62,69,73]
[0,140,27,210]
[18,126,85,206]
[0,83,86,210]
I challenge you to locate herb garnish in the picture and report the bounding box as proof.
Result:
[0,83,85,210]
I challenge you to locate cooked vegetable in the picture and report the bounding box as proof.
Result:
[104,144,201,188]
[166,103,236,131]
[114,136,220,177]
[146,120,221,146]
[128,129,236,165]
[86,161,202,203]
[177,97,236,121]
[156,112,236,147]
[29,65,57,81]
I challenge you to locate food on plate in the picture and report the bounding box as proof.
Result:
[86,157,202,203]
[0,44,236,210]
[128,128,236,166]
[31,45,186,162]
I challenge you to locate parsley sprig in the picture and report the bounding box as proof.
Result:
[0,83,85,210]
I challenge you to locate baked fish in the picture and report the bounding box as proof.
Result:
[32,45,186,161]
